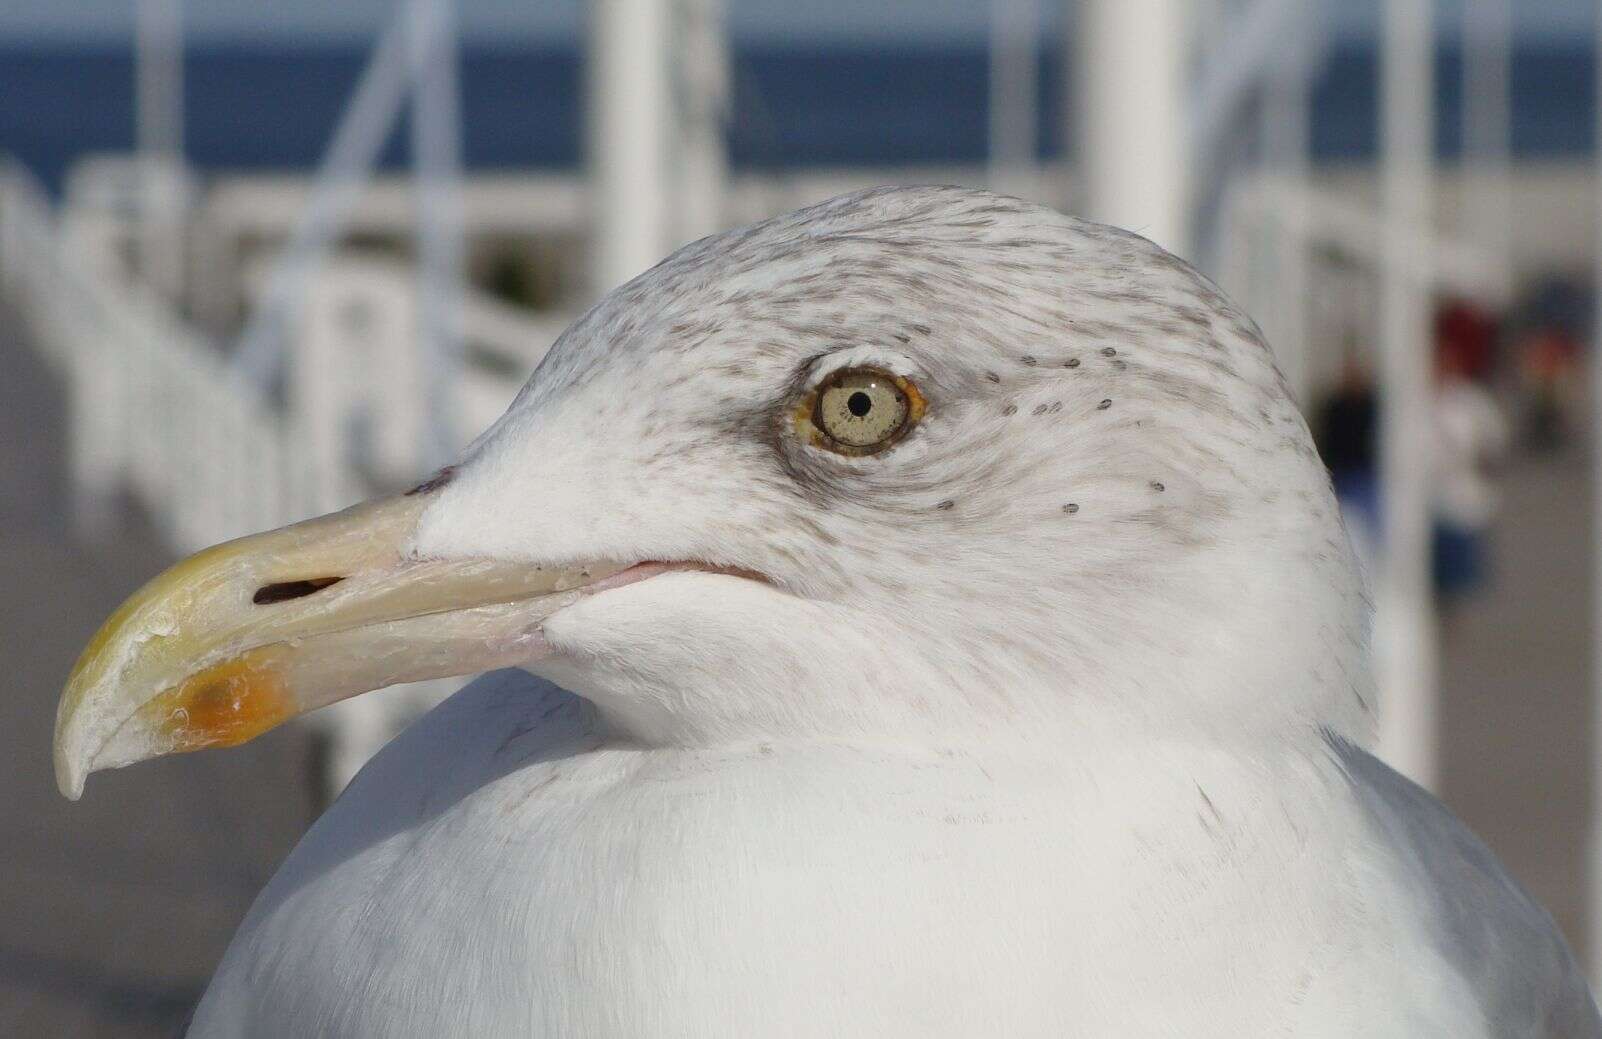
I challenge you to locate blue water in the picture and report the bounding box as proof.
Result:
[0,42,1593,193]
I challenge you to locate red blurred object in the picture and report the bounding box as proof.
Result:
[1435,299,1498,379]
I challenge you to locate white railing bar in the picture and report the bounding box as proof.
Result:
[1374,0,1439,789]
[1189,0,1326,171]
[989,0,1041,198]
[411,0,466,469]
[230,1,417,388]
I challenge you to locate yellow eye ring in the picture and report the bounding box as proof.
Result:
[794,366,926,456]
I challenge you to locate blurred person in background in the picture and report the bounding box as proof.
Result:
[1515,322,1581,452]
[1435,300,1498,382]
[1430,328,1510,620]
[1508,277,1587,453]
[1314,345,1380,571]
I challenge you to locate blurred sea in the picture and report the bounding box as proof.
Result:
[0,41,1595,192]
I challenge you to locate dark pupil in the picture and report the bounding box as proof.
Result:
[847,391,873,418]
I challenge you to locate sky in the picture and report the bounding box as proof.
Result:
[0,0,1594,47]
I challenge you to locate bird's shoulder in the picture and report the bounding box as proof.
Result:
[315,668,636,853]
[190,671,628,1036]
[1330,738,1600,1037]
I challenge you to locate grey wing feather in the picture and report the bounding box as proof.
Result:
[1332,738,1601,1037]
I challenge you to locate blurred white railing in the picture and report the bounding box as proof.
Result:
[0,158,563,797]
[1218,173,1509,406]
[0,159,312,549]
[290,255,569,499]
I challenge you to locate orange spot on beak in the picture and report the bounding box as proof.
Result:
[133,648,295,753]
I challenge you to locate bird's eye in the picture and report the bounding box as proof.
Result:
[799,366,925,456]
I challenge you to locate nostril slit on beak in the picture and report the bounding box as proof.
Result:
[253,577,344,605]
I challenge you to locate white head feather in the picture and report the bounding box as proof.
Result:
[412,185,1372,754]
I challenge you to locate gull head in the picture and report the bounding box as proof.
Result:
[55,186,1371,797]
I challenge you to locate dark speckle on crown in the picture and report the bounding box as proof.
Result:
[540,185,1313,540]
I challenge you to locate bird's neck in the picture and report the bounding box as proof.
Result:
[534,529,1375,756]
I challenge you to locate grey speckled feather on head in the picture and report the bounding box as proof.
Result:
[438,183,1373,747]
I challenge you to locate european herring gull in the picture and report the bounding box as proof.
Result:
[54,187,1597,1036]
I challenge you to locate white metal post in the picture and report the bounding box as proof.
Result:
[68,329,124,539]
[1075,0,1191,258]
[411,0,465,469]
[588,0,675,296]
[135,0,184,303]
[1375,0,1439,788]
[133,0,184,543]
[1260,15,1314,405]
[674,0,729,246]
[1463,0,1512,297]
[232,3,414,387]
[989,0,1040,199]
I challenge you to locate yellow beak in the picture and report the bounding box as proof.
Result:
[54,490,619,800]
